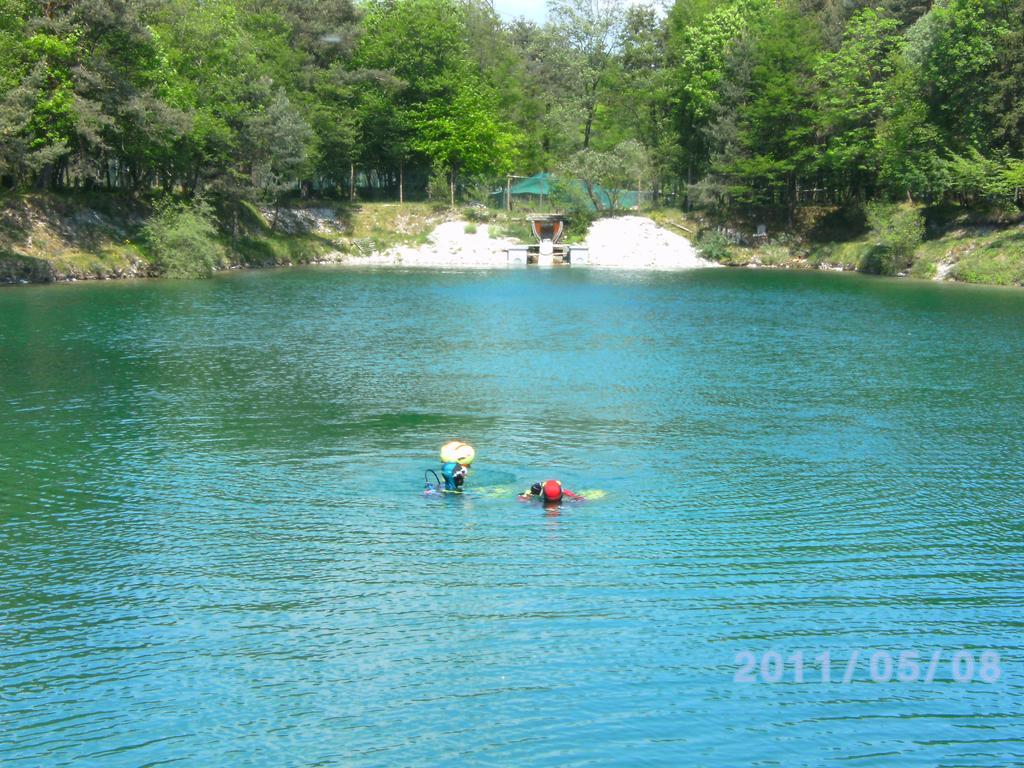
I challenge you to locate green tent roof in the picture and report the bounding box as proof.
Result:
[508,172,553,195]
[499,172,638,211]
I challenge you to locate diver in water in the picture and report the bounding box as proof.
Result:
[441,461,469,491]
[426,440,474,493]
[518,480,584,503]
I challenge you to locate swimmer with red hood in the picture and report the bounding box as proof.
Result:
[518,479,585,503]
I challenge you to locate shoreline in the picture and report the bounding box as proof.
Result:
[2,196,1021,288]
[12,254,1024,296]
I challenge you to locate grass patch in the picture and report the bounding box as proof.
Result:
[807,239,871,270]
[232,230,333,266]
[486,216,532,243]
[346,202,444,246]
[753,243,793,267]
[646,208,702,238]
[948,232,1024,286]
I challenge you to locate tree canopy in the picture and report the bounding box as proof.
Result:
[0,0,1020,215]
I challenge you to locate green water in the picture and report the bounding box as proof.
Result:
[2,267,1023,766]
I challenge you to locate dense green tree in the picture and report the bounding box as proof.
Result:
[920,0,1014,154]
[0,0,30,93]
[556,140,648,212]
[709,2,822,213]
[668,0,770,184]
[507,21,579,165]
[414,81,520,204]
[881,0,935,28]
[815,8,903,201]
[986,0,1024,156]
[1,0,1021,218]
[246,83,313,223]
[546,0,624,150]
[875,59,947,201]
[603,5,675,197]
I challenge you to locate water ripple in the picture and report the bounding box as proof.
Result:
[1,268,1023,766]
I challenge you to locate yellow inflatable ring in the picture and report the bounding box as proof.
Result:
[440,440,475,465]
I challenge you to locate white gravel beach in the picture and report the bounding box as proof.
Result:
[579,216,717,270]
[339,215,717,270]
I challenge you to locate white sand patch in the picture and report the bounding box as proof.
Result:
[337,214,717,270]
[344,220,518,268]
[581,216,718,270]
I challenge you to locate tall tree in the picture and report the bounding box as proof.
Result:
[245,82,313,223]
[546,0,625,150]
[815,8,903,201]
[875,59,947,201]
[920,0,1015,154]
[413,81,520,205]
[709,1,822,214]
[668,0,771,185]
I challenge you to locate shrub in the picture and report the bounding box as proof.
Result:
[756,243,790,266]
[549,176,597,231]
[463,222,477,234]
[463,205,490,222]
[461,177,497,209]
[426,168,451,207]
[909,259,938,279]
[860,202,923,275]
[695,230,732,263]
[142,197,224,278]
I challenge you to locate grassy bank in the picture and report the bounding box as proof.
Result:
[0,194,460,284]
[694,205,1024,287]
[808,226,1024,286]
[4,193,1023,288]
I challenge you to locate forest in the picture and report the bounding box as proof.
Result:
[1,0,1023,220]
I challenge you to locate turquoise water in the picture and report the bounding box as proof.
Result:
[2,267,1023,766]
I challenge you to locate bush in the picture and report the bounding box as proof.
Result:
[463,205,489,223]
[142,197,224,278]
[909,259,938,279]
[462,204,489,222]
[461,177,498,209]
[549,177,596,231]
[463,222,477,234]
[860,202,923,275]
[426,168,451,207]
[756,243,790,266]
[695,230,733,263]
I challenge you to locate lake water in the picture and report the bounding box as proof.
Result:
[2,267,1023,766]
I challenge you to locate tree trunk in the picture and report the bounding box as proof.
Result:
[38,163,52,190]
[449,167,456,207]
[349,162,355,202]
[399,160,404,204]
